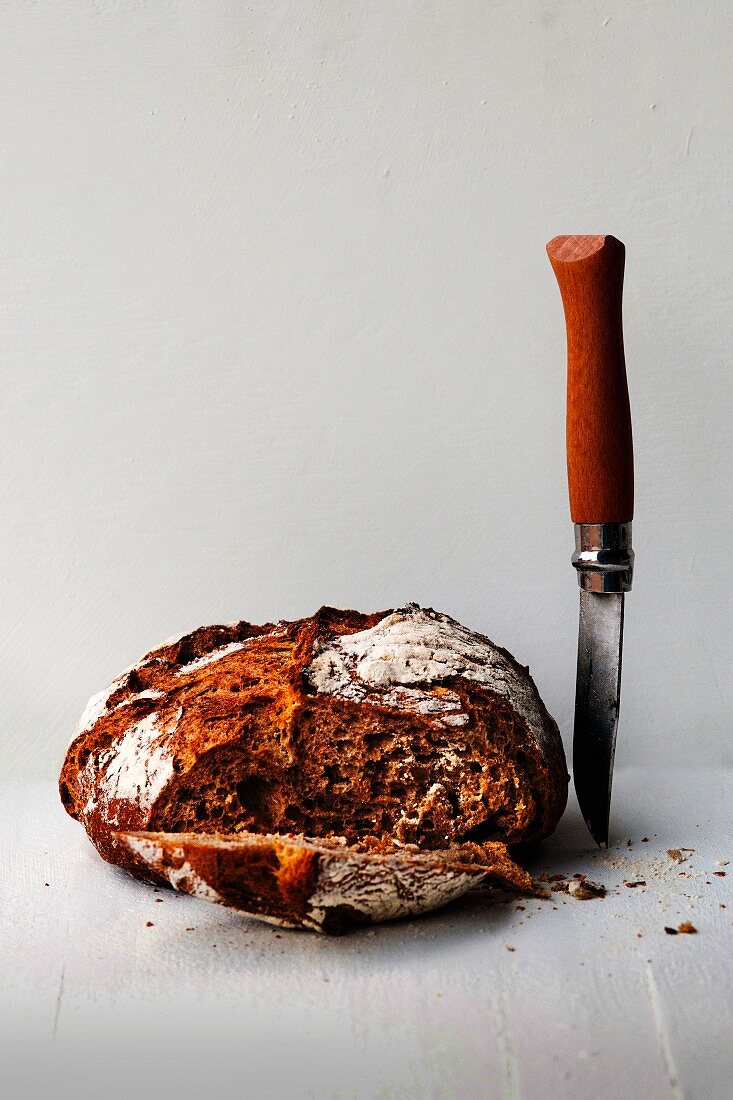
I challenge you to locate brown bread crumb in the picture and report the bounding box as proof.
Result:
[667,848,694,863]
[567,879,606,900]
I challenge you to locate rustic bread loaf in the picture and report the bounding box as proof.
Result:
[60,603,568,932]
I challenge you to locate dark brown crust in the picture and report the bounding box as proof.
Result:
[60,606,568,893]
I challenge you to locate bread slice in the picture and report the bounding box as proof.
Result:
[119,830,537,934]
[60,603,568,931]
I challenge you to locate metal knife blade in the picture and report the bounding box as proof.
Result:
[573,589,624,847]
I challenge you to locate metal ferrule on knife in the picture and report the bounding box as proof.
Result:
[572,522,634,593]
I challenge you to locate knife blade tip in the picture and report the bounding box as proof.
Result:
[586,820,610,849]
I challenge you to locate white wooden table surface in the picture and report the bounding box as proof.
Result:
[3,769,731,1100]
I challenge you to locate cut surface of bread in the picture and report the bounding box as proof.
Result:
[60,604,568,931]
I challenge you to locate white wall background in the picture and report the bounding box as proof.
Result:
[1,0,730,779]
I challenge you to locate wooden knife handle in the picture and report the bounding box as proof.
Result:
[547,234,634,523]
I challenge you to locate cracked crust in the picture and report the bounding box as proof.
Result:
[60,603,567,930]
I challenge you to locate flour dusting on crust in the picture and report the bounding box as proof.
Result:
[306,604,550,748]
[82,711,175,821]
[75,674,131,736]
[74,658,168,736]
[124,836,222,903]
[175,640,247,676]
[305,852,483,929]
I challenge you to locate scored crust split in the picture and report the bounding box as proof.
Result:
[59,603,568,933]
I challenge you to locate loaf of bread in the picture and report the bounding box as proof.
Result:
[60,603,568,932]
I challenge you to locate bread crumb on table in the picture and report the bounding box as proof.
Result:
[567,879,606,900]
[665,922,697,935]
[667,848,694,863]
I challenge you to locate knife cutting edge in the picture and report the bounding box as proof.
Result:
[546,235,634,848]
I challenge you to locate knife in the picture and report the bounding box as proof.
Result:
[546,235,634,848]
